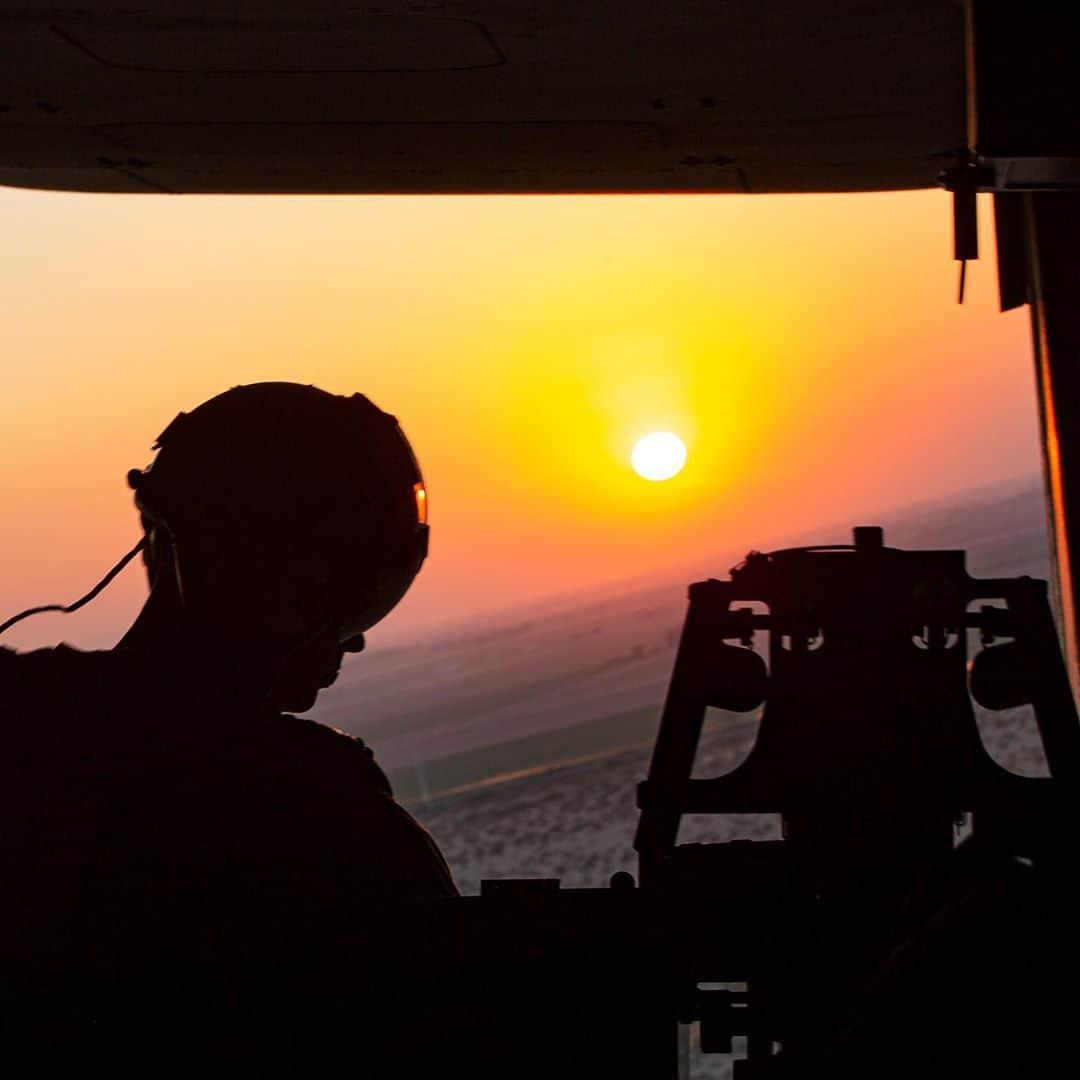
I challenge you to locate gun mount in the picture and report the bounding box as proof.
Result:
[382,526,1080,1078]
[632,525,1080,1076]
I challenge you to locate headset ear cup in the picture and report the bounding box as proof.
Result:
[170,538,185,601]
[140,515,185,601]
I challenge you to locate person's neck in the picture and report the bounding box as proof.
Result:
[116,583,276,710]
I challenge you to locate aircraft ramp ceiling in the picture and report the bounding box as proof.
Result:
[0,2,965,195]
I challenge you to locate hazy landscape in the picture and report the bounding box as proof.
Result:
[314,476,1052,888]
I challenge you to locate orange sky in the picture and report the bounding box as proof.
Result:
[0,188,1040,652]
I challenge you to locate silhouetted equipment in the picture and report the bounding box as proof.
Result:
[628,527,1080,1075]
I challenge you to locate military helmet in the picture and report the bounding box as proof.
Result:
[127,382,429,635]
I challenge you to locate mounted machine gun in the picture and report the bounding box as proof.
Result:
[438,526,1080,1078]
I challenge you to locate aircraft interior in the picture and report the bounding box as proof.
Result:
[3,4,1080,1078]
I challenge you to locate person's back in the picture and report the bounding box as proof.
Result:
[1,644,452,930]
[0,384,455,1075]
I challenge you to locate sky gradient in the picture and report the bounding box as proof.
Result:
[0,188,1040,652]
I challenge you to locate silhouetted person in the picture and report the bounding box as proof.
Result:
[0,383,455,1075]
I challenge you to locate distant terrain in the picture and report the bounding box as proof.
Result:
[313,476,1052,804]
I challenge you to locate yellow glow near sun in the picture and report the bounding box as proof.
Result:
[631,432,687,482]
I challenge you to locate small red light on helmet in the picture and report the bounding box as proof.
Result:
[414,482,428,526]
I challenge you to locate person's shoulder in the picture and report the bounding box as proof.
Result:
[0,645,14,687]
[272,713,393,795]
[271,713,456,894]
[2,641,97,664]
[279,713,375,755]
[1,642,95,686]
[1,643,122,724]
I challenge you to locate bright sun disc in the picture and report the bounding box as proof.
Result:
[631,432,687,481]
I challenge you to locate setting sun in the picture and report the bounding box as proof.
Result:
[631,432,688,482]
